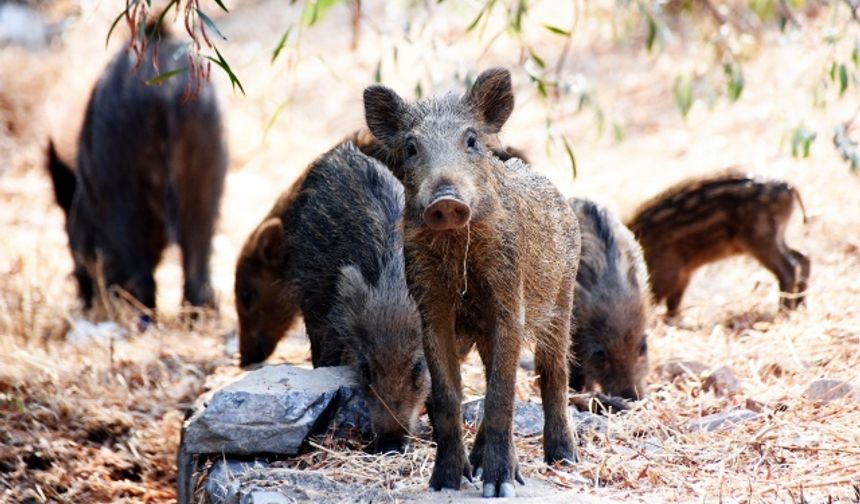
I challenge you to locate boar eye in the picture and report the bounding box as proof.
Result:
[238,288,257,309]
[465,130,479,151]
[359,360,373,381]
[405,138,418,159]
[592,348,608,362]
[638,338,648,356]
[411,360,425,382]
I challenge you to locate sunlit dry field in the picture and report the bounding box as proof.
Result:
[1,0,859,501]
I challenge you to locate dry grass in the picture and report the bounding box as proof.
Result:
[2,0,859,502]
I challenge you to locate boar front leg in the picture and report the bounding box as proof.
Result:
[477,309,523,498]
[425,308,472,491]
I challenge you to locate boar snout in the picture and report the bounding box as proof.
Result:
[374,431,408,454]
[423,195,471,231]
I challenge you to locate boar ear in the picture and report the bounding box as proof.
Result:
[465,68,514,133]
[364,85,409,147]
[46,140,77,215]
[337,265,370,306]
[254,218,284,266]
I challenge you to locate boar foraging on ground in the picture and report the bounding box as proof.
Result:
[627,171,810,316]
[364,68,580,498]
[234,143,429,453]
[46,26,227,311]
[569,198,652,401]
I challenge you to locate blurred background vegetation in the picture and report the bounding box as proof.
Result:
[121,0,860,173]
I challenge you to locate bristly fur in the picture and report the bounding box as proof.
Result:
[627,169,810,315]
[45,28,226,310]
[364,67,580,496]
[570,198,653,400]
[234,142,428,453]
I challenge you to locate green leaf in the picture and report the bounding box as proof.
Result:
[838,63,849,97]
[724,63,744,102]
[853,39,860,67]
[263,96,292,142]
[612,122,624,142]
[561,136,577,179]
[510,0,527,34]
[206,46,245,95]
[271,26,293,64]
[144,67,188,85]
[301,0,342,27]
[830,61,837,82]
[212,0,230,13]
[528,47,545,69]
[153,0,179,34]
[790,124,816,159]
[373,59,382,83]
[466,6,486,32]
[645,15,657,52]
[197,9,227,40]
[673,75,693,119]
[542,24,571,36]
[106,0,138,48]
[414,81,423,100]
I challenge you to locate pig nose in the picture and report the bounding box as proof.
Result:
[423,197,471,230]
[374,433,407,454]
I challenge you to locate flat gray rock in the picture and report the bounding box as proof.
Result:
[805,379,858,404]
[206,460,391,503]
[183,365,369,456]
[702,366,741,396]
[203,458,613,503]
[688,409,758,432]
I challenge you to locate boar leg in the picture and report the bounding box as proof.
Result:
[789,249,811,307]
[750,241,803,310]
[664,272,691,317]
[535,279,576,465]
[478,311,523,498]
[175,126,227,309]
[425,309,471,491]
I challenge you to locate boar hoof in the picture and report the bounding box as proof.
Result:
[544,438,577,465]
[429,456,472,491]
[482,482,517,498]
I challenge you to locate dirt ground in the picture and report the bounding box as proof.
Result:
[1,0,859,502]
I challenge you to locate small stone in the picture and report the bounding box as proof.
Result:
[758,363,785,382]
[518,351,535,372]
[805,379,857,404]
[688,409,758,432]
[702,366,741,396]
[463,399,545,437]
[656,360,708,381]
[744,398,765,413]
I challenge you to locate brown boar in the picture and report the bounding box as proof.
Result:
[569,198,652,401]
[627,170,810,316]
[234,143,429,453]
[364,67,579,498]
[46,26,227,311]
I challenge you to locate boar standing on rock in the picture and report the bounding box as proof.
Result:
[364,68,580,498]
[569,198,652,401]
[627,171,810,316]
[234,143,429,453]
[46,24,227,311]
